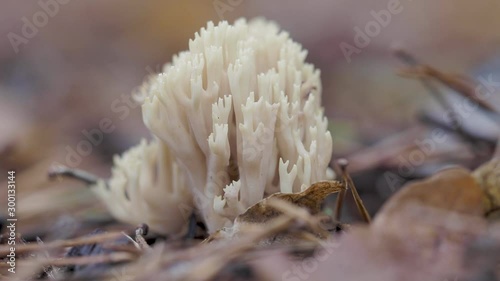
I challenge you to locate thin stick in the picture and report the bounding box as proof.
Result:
[340,159,371,223]
[333,159,348,221]
[48,165,99,186]
[394,49,452,112]
[135,224,152,251]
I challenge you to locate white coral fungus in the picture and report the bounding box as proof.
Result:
[95,18,333,235]
[92,138,192,235]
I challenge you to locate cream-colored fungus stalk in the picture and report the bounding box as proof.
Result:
[91,138,192,236]
[140,18,333,233]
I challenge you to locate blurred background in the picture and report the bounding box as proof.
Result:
[2,0,500,236]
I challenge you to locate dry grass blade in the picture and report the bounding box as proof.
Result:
[0,232,126,256]
[265,198,330,238]
[21,252,136,267]
[184,216,294,281]
[48,165,99,186]
[178,197,336,280]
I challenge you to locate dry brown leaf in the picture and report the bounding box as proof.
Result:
[372,166,488,271]
[236,181,344,224]
[373,166,487,236]
[209,181,344,243]
[374,167,485,223]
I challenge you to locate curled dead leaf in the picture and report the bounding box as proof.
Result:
[236,181,344,224]
[208,181,345,243]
